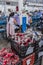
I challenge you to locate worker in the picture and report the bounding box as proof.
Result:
[27,13,32,28]
[7,12,18,38]
[0,11,2,17]
[14,12,21,32]
[37,10,42,18]
[21,9,27,32]
[34,10,38,17]
[40,13,43,34]
[7,9,13,16]
[14,12,20,26]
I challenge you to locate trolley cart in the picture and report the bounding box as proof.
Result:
[10,33,35,57]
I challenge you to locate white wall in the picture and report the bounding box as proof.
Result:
[0,2,43,15]
[5,5,16,16]
[0,4,16,16]
[3,0,18,2]
[0,5,4,12]
[25,3,43,12]
[27,6,43,12]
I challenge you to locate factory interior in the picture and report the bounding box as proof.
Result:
[0,0,43,65]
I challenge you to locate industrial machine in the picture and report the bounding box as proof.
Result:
[0,16,7,39]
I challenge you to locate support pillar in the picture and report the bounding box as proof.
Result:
[18,0,24,25]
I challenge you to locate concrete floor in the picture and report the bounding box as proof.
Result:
[0,39,11,50]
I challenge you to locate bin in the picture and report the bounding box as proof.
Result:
[10,33,34,57]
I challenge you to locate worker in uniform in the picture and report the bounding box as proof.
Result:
[37,10,42,18]
[0,11,2,17]
[27,13,32,28]
[40,13,43,34]
[14,12,21,32]
[7,12,18,38]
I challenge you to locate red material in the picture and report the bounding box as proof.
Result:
[23,38,32,46]
[0,48,19,65]
[0,48,6,52]
[15,33,33,46]
[3,60,7,65]
[22,53,35,65]
[16,33,24,36]
[16,6,19,11]
[0,48,7,57]
[4,53,14,58]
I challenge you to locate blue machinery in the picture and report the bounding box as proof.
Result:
[22,15,40,32]
[31,16,40,27]
[0,16,7,39]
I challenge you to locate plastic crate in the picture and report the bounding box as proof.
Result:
[10,33,34,57]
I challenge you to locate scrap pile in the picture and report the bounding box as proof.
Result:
[0,48,20,65]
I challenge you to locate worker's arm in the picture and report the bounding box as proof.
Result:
[30,18,32,23]
[13,19,20,27]
[13,19,18,25]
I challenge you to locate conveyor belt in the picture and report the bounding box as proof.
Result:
[0,21,6,25]
[0,29,6,32]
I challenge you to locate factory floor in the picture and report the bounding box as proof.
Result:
[0,39,11,50]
